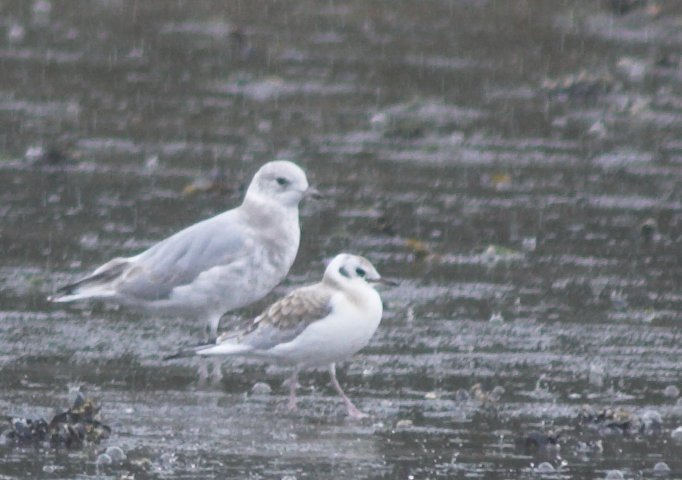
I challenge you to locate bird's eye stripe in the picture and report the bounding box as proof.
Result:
[276,177,289,186]
[355,267,366,277]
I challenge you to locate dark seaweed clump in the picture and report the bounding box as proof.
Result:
[577,405,661,436]
[2,393,111,449]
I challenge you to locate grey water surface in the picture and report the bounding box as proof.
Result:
[2,0,682,478]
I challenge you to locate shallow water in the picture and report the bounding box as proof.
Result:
[3,0,682,478]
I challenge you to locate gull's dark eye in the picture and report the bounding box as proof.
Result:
[355,267,366,277]
[276,177,289,186]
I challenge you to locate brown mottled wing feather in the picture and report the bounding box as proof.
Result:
[237,284,333,350]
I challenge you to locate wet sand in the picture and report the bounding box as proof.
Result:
[2,0,682,478]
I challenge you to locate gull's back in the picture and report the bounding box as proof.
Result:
[115,208,250,310]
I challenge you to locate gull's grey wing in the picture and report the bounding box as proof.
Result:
[236,284,334,351]
[53,257,130,297]
[112,209,250,301]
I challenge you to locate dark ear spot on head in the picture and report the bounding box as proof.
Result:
[339,266,351,278]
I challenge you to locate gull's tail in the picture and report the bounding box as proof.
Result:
[48,258,129,302]
[164,341,253,360]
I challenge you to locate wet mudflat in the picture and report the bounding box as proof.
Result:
[3,0,682,478]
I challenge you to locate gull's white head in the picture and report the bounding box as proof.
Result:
[245,160,311,208]
[324,253,383,287]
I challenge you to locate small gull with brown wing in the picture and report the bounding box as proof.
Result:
[166,253,393,418]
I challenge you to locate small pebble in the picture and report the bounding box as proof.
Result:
[160,452,177,467]
[257,120,272,133]
[32,0,52,15]
[653,462,671,475]
[670,426,682,442]
[589,363,605,388]
[663,385,679,399]
[519,431,559,450]
[640,218,658,243]
[455,389,471,402]
[250,382,272,395]
[424,391,439,400]
[488,312,504,324]
[370,112,388,128]
[535,462,555,473]
[605,470,624,480]
[25,145,45,163]
[281,476,297,480]
[489,386,505,401]
[616,57,648,83]
[396,419,413,428]
[96,453,112,465]
[575,439,603,454]
[144,155,159,171]
[588,120,607,139]
[640,410,662,433]
[521,236,537,252]
[105,446,126,463]
[7,24,25,43]
[131,458,153,470]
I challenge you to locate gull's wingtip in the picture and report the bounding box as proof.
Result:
[163,342,213,361]
[47,283,75,303]
[163,351,189,361]
[163,348,201,361]
[47,292,71,303]
[164,341,252,360]
[46,291,99,303]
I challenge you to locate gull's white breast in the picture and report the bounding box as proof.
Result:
[269,286,383,366]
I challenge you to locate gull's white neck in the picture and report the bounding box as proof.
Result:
[240,192,301,271]
[324,274,381,312]
[242,191,300,225]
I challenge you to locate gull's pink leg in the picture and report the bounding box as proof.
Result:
[329,363,367,419]
[285,367,300,412]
